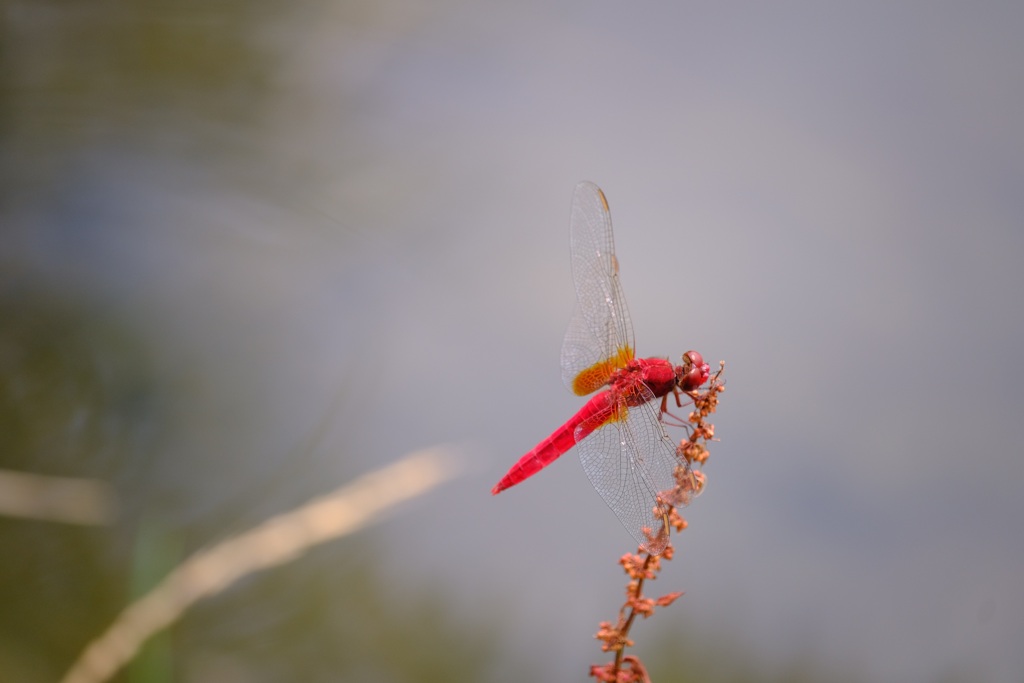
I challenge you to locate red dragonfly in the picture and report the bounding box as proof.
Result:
[492,181,710,554]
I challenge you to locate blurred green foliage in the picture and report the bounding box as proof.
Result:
[0,292,504,682]
[0,0,281,175]
[0,2,517,679]
[0,294,162,680]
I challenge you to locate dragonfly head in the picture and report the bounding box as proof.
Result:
[676,350,710,391]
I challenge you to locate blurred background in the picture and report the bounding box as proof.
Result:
[2,1,1023,681]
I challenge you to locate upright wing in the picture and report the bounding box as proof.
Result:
[575,387,694,555]
[561,181,636,396]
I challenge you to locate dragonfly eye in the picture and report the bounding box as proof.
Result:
[678,350,710,391]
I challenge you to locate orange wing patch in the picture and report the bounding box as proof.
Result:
[571,345,634,396]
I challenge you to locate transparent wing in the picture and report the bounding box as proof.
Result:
[561,181,635,396]
[575,386,692,555]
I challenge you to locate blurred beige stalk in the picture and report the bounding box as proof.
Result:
[0,470,115,525]
[59,446,462,683]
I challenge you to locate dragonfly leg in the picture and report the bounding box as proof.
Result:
[673,387,685,409]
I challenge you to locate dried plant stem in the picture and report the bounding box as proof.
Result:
[613,553,655,671]
[60,446,461,683]
[591,361,725,683]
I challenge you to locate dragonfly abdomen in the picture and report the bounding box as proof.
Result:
[491,391,612,494]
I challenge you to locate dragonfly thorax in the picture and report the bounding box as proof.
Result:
[613,357,677,399]
[613,351,710,402]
